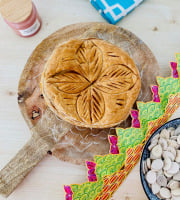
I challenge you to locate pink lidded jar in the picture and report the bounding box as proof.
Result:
[0,0,41,37]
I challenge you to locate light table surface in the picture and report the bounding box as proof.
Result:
[0,0,180,199]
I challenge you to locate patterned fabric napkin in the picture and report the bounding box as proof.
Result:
[90,0,144,24]
[64,54,180,200]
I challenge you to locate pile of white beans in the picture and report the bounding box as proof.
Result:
[143,126,180,200]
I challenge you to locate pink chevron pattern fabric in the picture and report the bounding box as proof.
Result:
[86,161,97,182]
[170,62,179,78]
[64,185,73,200]
[131,110,140,128]
[152,85,160,102]
[109,135,119,154]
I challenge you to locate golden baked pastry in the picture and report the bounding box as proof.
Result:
[41,38,141,128]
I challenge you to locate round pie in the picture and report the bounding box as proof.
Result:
[40,38,141,128]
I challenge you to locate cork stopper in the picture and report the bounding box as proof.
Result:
[0,0,32,23]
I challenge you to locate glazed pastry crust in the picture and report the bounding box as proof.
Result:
[41,38,141,128]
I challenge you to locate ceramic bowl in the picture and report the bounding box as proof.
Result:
[140,118,180,200]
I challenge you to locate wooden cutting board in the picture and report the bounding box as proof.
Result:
[0,22,159,197]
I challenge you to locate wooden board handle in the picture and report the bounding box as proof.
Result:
[0,135,51,197]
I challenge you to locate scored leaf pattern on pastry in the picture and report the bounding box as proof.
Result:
[76,40,103,82]
[77,88,105,124]
[96,64,137,94]
[47,40,138,124]
[47,71,90,94]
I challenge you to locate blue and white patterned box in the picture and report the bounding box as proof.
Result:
[90,0,144,24]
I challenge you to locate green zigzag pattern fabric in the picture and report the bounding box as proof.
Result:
[69,53,180,200]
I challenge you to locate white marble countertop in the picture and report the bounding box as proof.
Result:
[0,0,180,199]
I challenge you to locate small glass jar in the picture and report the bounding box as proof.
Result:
[3,2,41,37]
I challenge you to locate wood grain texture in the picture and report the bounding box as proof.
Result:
[0,0,180,200]
[0,134,53,197]
[18,22,159,166]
